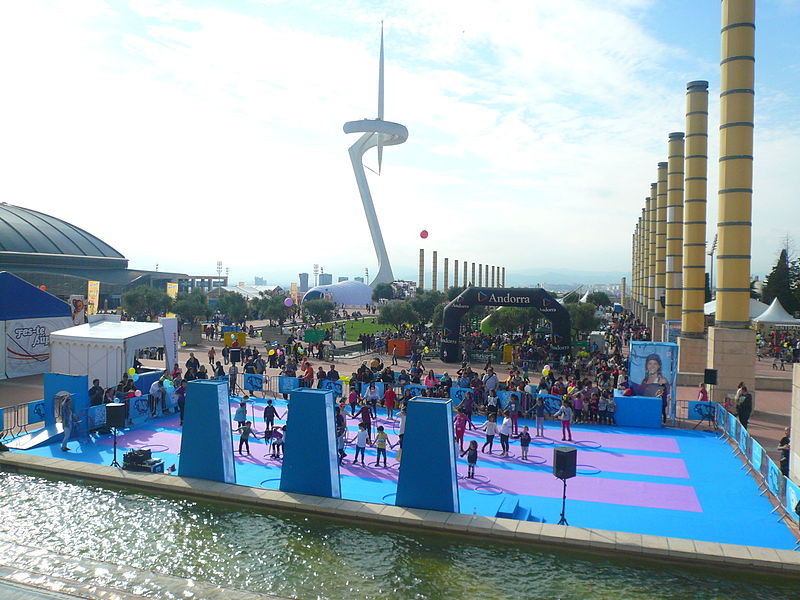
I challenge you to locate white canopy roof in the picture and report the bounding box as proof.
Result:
[50,320,163,345]
[753,297,800,325]
[703,298,768,319]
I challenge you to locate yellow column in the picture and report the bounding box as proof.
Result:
[443,257,449,291]
[708,0,756,402]
[432,251,438,291]
[464,261,468,287]
[682,80,709,337]
[491,266,495,287]
[638,210,645,315]
[621,277,627,308]
[471,262,475,286]
[478,263,482,287]
[485,264,489,287]
[665,132,685,325]
[715,0,754,328]
[418,249,424,290]
[647,186,657,314]
[454,259,459,288]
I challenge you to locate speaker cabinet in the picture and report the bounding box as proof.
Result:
[704,369,718,386]
[106,403,126,429]
[553,446,577,480]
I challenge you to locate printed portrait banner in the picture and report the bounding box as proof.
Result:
[628,342,678,421]
[785,479,800,525]
[69,295,86,326]
[244,373,265,392]
[223,331,247,348]
[86,280,100,316]
[359,382,385,399]
[766,459,783,498]
[750,439,764,475]
[165,282,178,318]
[4,316,72,378]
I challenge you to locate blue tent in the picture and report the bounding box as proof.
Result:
[0,272,70,320]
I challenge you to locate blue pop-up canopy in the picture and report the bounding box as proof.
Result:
[0,272,70,320]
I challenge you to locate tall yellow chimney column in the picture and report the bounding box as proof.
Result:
[432,251,438,291]
[679,80,709,372]
[453,259,459,288]
[652,164,668,340]
[708,0,756,402]
[443,257,449,291]
[665,132,686,337]
[418,249,424,291]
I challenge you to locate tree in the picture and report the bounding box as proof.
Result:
[372,283,394,302]
[259,295,292,326]
[586,291,611,307]
[173,289,210,325]
[122,285,172,321]
[562,291,580,304]
[302,299,335,325]
[565,302,600,334]
[217,290,249,322]
[377,301,419,331]
[446,286,466,301]
[408,290,445,323]
[485,306,545,333]
[762,249,799,314]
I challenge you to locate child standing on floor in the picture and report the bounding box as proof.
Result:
[481,415,498,454]
[271,426,285,458]
[519,425,531,460]
[353,422,368,466]
[373,425,389,467]
[454,408,469,452]
[234,400,248,428]
[606,396,617,425]
[535,397,546,437]
[461,440,478,478]
[235,420,259,455]
[554,399,573,442]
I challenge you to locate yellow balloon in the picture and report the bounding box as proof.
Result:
[181,341,187,347]
[268,350,275,355]
[128,368,135,376]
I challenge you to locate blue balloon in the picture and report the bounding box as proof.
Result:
[132,373,139,382]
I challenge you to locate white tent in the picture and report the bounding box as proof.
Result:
[703,298,768,320]
[753,297,800,326]
[50,321,165,389]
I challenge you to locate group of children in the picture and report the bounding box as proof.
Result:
[233,397,286,458]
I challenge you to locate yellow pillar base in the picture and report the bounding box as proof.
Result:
[678,336,707,374]
[791,365,800,483]
[651,316,664,342]
[706,327,755,405]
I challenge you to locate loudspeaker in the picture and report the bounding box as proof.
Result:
[229,348,241,363]
[704,369,718,386]
[106,403,126,429]
[553,446,577,480]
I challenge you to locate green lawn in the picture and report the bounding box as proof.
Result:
[323,317,388,339]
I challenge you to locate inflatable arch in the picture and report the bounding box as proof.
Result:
[440,287,571,363]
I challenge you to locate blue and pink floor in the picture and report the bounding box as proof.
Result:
[23,396,798,550]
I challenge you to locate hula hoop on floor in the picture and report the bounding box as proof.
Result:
[574,440,602,449]
[474,484,503,496]
[128,444,170,453]
[459,473,489,484]
[532,436,555,445]
[576,465,601,475]
[259,478,281,488]
[381,492,397,505]
[522,455,547,465]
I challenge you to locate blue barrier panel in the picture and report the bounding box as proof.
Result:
[537,393,563,415]
[687,401,715,421]
[766,459,783,498]
[396,397,459,513]
[750,439,764,475]
[727,412,738,440]
[611,392,663,428]
[27,400,47,425]
[716,404,727,429]
[0,408,3,433]
[244,373,264,392]
[127,394,151,426]
[279,388,340,498]
[498,390,524,410]
[136,370,162,397]
[405,384,427,397]
[87,404,106,429]
[786,479,800,525]
[45,373,88,439]
[278,376,302,394]
[738,424,749,454]
[178,379,236,484]
[360,382,385,399]
[320,379,344,397]
[449,387,471,404]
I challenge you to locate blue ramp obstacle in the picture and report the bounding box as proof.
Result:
[280,388,340,498]
[396,397,459,513]
[179,379,236,484]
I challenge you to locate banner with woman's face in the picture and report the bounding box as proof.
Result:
[628,342,678,400]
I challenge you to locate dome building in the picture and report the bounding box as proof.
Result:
[302,279,374,306]
[0,203,188,305]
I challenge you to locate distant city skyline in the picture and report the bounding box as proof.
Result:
[1,1,798,287]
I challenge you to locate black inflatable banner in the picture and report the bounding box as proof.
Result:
[439,287,571,363]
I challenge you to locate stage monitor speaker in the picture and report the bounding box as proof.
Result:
[704,369,718,386]
[553,446,577,480]
[106,403,126,429]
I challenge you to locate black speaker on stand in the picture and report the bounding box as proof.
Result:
[704,369,718,385]
[553,446,577,526]
[106,403,126,468]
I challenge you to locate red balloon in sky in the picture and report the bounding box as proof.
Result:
[420,230,429,239]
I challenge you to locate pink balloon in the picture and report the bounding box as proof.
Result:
[420,230,428,239]
[134,390,142,397]
[284,297,294,307]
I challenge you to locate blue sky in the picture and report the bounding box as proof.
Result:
[0,0,798,286]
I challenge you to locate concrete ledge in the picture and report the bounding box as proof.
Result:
[2,452,800,578]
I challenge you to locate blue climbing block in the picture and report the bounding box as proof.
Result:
[178,379,236,484]
[279,388,340,498]
[45,373,89,439]
[396,397,459,513]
